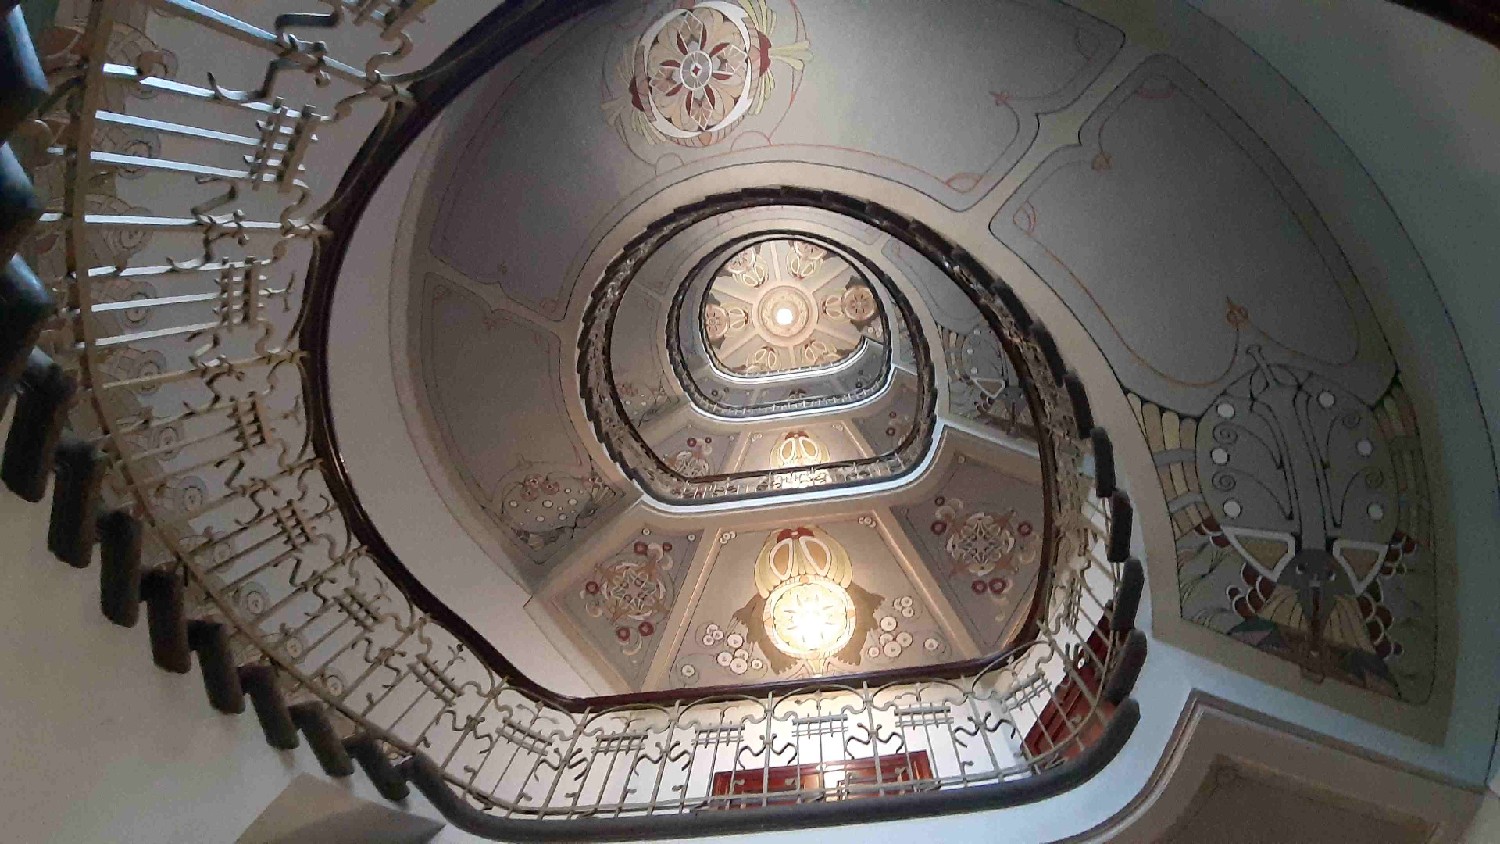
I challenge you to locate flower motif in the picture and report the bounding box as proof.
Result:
[638,620,655,637]
[703,302,730,341]
[637,3,762,143]
[842,285,878,324]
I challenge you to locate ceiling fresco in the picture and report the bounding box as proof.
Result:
[555,527,705,689]
[701,238,884,377]
[892,456,1047,653]
[416,277,627,585]
[666,517,954,689]
[426,0,1123,321]
[394,0,1454,726]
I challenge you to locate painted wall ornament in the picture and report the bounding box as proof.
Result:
[771,430,827,469]
[490,465,619,563]
[941,326,1033,440]
[581,539,677,657]
[1158,355,1435,701]
[606,0,809,149]
[669,434,715,477]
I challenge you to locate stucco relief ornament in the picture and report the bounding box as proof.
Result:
[605,0,809,149]
[492,467,619,560]
[723,244,769,288]
[670,435,714,477]
[930,497,1038,586]
[787,240,827,279]
[822,282,881,336]
[581,540,677,657]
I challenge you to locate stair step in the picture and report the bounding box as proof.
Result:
[141,567,190,674]
[1107,489,1133,563]
[290,702,355,778]
[0,143,42,262]
[187,620,245,714]
[1102,629,1148,706]
[0,258,53,419]
[239,664,299,750]
[98,510,142,627]
[2,351,74,502]
[1064,373,1094,439]
[345,733,409,802]
[1090,427,1116,499]
[47,438,106,568]
[0,6,49,143]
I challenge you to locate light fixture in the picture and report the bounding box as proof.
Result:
[755,527,857,665]
[765,578,856,659]
[773,306,796,326]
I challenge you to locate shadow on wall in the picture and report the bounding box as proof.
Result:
[235,774,445,844]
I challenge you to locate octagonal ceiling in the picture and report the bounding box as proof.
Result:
[368,0,1457,721]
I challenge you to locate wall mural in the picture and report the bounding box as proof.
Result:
[893,457,1046,652]
[672,519,949,687]
[561,529,704,688]
[425,0,1122,322]
[994,57,1437,703]
[604,0,810,150]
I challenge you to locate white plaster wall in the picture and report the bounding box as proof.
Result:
[1188,0,1500,459]
[0,416,453,844]
[327,110,596,698]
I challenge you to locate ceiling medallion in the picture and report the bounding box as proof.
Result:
[754,527,857,663]
[756,285,815,340]
[635,1,762,144]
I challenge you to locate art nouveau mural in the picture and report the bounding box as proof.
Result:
[893,457,1047,654]
[994,57,1437,703]
[558,529,704,688]
[417,277,625,584]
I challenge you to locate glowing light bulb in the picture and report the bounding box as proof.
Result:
[773,306,796,326]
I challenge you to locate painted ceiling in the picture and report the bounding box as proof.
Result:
[701,238,883,377]
[390,0,1452,720]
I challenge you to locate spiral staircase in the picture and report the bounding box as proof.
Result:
[0,1,1496,842]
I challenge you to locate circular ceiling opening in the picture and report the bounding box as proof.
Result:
[702,238,884,377]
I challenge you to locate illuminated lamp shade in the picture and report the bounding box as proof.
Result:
[772,430,828,469]
[754,527,857,662]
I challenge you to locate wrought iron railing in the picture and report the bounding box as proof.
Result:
[0,1,1147,840]
[581,203,940,505]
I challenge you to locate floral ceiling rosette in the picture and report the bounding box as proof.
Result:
[606,0,809,150]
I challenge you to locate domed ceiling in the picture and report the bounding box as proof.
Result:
[384,0,1454,723]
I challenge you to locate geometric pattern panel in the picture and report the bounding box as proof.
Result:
[559,528,704,689]
[892,455,1046,652]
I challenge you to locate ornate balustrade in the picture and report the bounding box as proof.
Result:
[0,1,1146,839]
